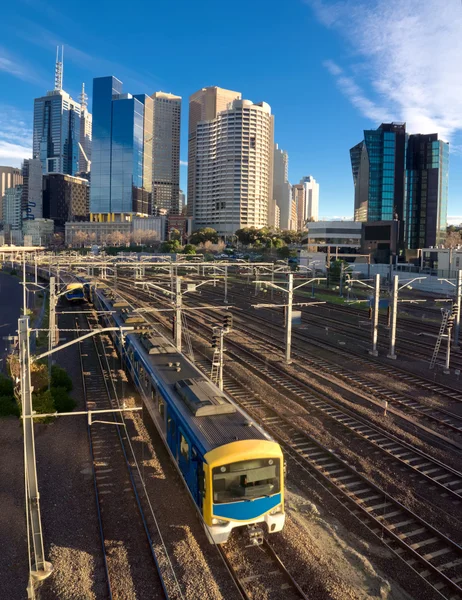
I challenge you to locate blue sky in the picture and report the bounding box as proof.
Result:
[1,0,461,223]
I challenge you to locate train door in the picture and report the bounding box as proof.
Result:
[167,413,177,460]
[178,430,190,481]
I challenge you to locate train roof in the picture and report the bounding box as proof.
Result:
[95,287,271,455]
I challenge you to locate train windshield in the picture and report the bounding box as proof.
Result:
[212,458,280,504]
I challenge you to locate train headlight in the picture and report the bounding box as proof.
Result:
[269,505,282,515]
[212,518,228,526]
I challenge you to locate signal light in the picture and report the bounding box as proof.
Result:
[223,313,233,330]
[211,331,219,349]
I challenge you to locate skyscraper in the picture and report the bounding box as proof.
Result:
[0,166,22,222]
[406,134,448,249]
[187,87,241,218]
[273,144,292,230]
[301,176,319,222]
[193,99,274,235]
[79,83,92,174]
[90,76,153,219]
[33,48,89,176]
[292,184,306,231]
[151,92,181,215]
[21,158,43,220]
[350,123,406,224]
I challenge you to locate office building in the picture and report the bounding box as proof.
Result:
[79,83,92,173]
[351,123,449,250]
[90,76,153,220]
[33,48,89,176]
[301,176,319,222]
[194,99,274,235]
[23,219,54,246]
[2,185,23,231]
[406,134,448,249]
[0,167,22,222]
[292,184,306,231]
[151,91,181,214]
[65,215,166,246]
[350,123,406,224]
[43,173,89,228]
[187,86,241,218]
[21,159,43,220]
[303,221,362,252]
[179,189,186,213]
[273,144,292,230]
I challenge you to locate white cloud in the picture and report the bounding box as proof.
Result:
[0,46,45,86]
[447,216,462,226]
[0,106,32,167]
[309,0,462,140]
[180,160,188,167]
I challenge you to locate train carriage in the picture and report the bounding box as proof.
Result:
[92,286,285,544]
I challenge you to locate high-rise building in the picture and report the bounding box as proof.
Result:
[179,189,186,213]
[90,76,153,220]
[194,99,274,235]
[350,123,406,224]
[43,173,90,228]
[301,176,319,222]
[351,123,449,250]
[79,83,92,174]
[292,184,306,231]
[187,86,241,218]
[0,166,22,223]
[33,48,89,176]
[2,185,23,230]
[405,134,449,249]
[273,144,292,230]
[150,92,181,215]
[21,159,43,220]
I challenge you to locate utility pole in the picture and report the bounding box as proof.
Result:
[175,276,182,352]
[388,275,398,359]
[453,269,462,348]
[370,273,380,356]
[224,265,228,304]
[218,328,224,391]
[285,273,294,364]
[23,253,27,316]
[19,317,53,594]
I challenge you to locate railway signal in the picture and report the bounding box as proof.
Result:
[223,313,233,332]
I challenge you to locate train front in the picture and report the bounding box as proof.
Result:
[203,440,285,544]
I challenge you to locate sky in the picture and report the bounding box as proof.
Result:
[0,0,462,224]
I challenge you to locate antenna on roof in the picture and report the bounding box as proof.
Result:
[54,45,63,91]
[79,82,88,110]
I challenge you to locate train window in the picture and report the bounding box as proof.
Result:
[168,416,176,438]
[158,397,165,419]
[212,458,280,504]
[180,435,189,462]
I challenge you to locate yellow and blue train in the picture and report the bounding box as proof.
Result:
[92,285,285,544]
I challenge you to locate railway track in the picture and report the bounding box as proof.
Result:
[191,356,462,600]
[77,312,177,600]
[218,539,309,600]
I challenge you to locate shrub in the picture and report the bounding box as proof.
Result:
[32,390,55,420]
[50,365,73,392]
[51,386,76,413]
[0,374,14,398]
[0,395,20,417]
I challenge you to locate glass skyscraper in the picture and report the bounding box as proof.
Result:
[33,49,87,176]
[90,76,153,218]
[406,134,448,249]
[351,123,449,250]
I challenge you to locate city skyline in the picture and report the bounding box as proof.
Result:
[0,0,461,224]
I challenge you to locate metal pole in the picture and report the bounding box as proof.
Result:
[48,277,56,388]
[219,328,224,391]
[224,266,228,304]
[339,263,344,297]
[444,328,451,374]
[285,273,293,364]
[19,317,52,590]
[23,253,27,316]
[388,275,398,359]
[453,270,462,348]
[370,273,380,356]
[271,267,274,301]
[34,254,38,285]
[175,276,182,352]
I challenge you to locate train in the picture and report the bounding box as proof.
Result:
[64,282,87,303]
[91,284,285,545]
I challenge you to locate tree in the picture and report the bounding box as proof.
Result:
[189,228,218,245]
[445,230,462,248]
[170,228,181,241]
[73,230,88,248]
[160,239,182,253]
[182,244,196,255]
